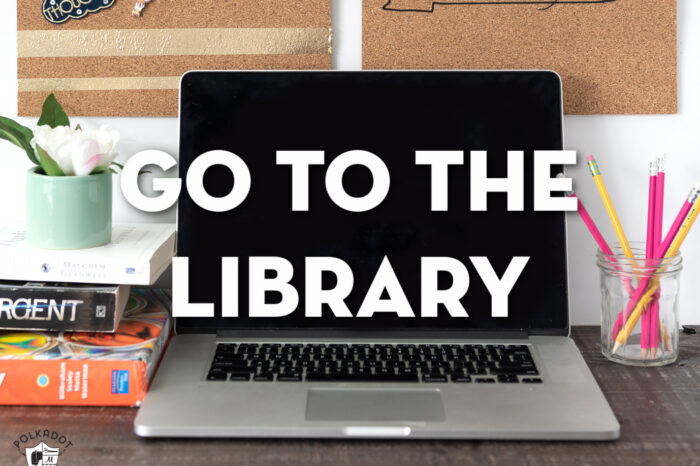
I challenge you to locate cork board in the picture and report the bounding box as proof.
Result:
[363,0,677,114]
[17,0,331,117]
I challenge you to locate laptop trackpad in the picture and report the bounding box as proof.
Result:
[306,389,446,422]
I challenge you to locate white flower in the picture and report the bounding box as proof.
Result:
[31,125,120,176]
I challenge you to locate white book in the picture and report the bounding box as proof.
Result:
[0,224,176,285]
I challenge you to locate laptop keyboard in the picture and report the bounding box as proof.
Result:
[206,343,541,384]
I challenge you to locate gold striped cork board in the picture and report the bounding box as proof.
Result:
[363,0,677,115]
[17,0,332,117]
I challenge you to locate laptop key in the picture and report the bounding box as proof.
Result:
[475,378,496,383]
[422,374,447,383]
[522,378,543,383]
[213,354,239,362]
[497,362,535,369]
[452,375,472,383]
[212,361,248,370]
[229,372,251,381]
[497,375,519,383]
[206,372,227,381]
[254,373,274,381]
[278,373,302,382]
[306,373,418,382]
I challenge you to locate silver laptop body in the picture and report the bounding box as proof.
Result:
[135,71,620,440]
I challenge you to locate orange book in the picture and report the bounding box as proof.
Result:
[0,289,170,406]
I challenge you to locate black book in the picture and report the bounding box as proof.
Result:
[0,281,130,332]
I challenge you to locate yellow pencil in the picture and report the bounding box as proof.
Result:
[586,155,634,259]
[668,193,700,252]
[613,196,700,353]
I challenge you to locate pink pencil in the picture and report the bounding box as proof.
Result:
[557,173,615,256]
[570,189,629,339]
[649,155,666,357]
[569,194,613,255]
[570,190,638,299]
[616,183,700,334]
[659,184,697,256]
[556,175,635,340]
[654,155,666,252]
[641,158,658,357]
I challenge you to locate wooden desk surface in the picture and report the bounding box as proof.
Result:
[2,326,699,466]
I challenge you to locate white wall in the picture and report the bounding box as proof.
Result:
[1,1,698,325]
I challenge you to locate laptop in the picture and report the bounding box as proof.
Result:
[134,71,620,440]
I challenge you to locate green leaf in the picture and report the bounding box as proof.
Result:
[108,162,147,175]
[91,166,118,175]
[36,144,65,176]
[37,94,70,128]
[101,162,148,176]
[0,116,39,165]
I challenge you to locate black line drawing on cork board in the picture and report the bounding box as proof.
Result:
[383,0,616,13]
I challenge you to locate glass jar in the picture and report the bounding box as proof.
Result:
[597,243,682,366]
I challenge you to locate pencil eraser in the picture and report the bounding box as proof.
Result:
[586,155,595,162]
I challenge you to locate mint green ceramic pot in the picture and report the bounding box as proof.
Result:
[26,168,112,249]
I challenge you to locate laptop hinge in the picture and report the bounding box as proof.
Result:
[212,328,530,340]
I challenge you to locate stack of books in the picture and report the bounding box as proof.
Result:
[0,224,176,406]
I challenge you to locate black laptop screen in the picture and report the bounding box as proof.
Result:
[177,71,568,334]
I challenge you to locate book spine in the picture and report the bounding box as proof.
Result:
[0,288,118,332]
[0,359,147,407]
[0,258,152,285]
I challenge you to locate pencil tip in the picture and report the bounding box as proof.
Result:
[586,155,595,162]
